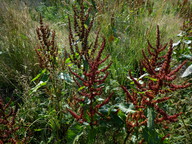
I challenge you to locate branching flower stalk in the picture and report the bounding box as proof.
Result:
[35,15,58,72]
[68,1,97,70]
[0,97,27,143]
[34,16,71,142]
[67,0,113,127]
[68,37,113,127]
[35,16,67,113]
[122,25,191,142]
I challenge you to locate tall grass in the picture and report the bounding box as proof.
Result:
[0,0,39,91]
[91,0,184,84]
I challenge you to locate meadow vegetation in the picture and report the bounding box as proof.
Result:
[0,0,192,143]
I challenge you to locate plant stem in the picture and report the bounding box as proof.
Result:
[179,109,192,142]
[175,104,192,142]
[123,131,130,144]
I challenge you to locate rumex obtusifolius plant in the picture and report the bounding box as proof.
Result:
[35,15,58,72]
[34,15,67,104]
[0,97,27,143]
[121,25,191,143]
[68,37,113,127]
[67,0,113,128]
[0,97,18,143]
[34,16,70,143]
[68,1,98,70]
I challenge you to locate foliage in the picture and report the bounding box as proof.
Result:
[121,25,191,143]
[0,0,192,144]
[68,37,113,126]
[67,1,96,69]
[28,15,71,143]
[0,97,28,143]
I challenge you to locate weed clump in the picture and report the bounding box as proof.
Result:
[122,25,191,143]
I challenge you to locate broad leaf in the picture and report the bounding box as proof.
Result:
[117,110,126,122]
[117,103,135,114]
[143,127,163,144]
[181,54,192,60]
[66,124,84,144]
[181,64,192,78]
[173,40,181,47]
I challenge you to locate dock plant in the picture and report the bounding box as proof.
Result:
[1,0,192,143]
[66,2,114,143]
[67,1,97,70]
[68,37,112,126]
[35,15,59,72]
[121,25,191,143]
[0,97,28,143]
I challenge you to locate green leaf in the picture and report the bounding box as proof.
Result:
[78,86,85,91]
[84,24,88,29]
[117,110,126,122]
[146,76,158,81]
[31,69,47,82]
[118,103,135,114]
[181,54,192,60]
[34,128,42,132]
[30,80,48,95]
[173,40,181,47]
[181,64,192,78]
[147,107,155,130]
[137,90,152,94]
[185,36,192,40]
[66,124,84,144]
[183,40,192,44]
[82,56,89,71]
[48,135,54,144]
[65,57,71,64]
[99,106,109,115]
